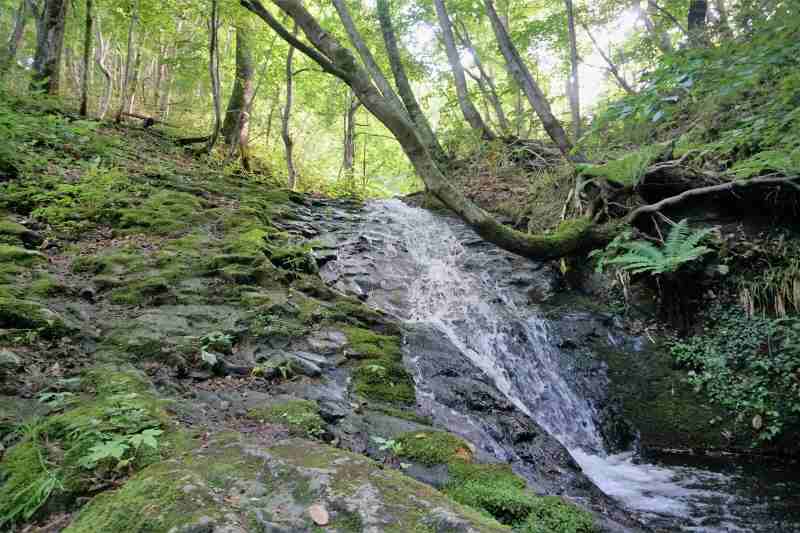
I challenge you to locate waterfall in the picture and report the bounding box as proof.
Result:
[321,198,798,532]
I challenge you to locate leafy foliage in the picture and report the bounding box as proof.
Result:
[592,219,714,275]
[670,305,800,443]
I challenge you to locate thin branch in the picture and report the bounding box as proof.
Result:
[628,175,800,223]
[648,0,689,36]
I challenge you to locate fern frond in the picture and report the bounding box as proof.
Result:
[663,219,692,255]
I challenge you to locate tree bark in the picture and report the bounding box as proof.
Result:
[0,0,28,77]
[283,26,297,189]
[31,0,68,94]
[80,0,93,116]
[564,0,581,140]
[241,0,615,260]
[94,17,112,119]
[207,0,222,152]
[375,0,446,162]
[454,22,510,135]
[222,25,256,158]
[483,0,574,157]
[116,4,138,122]
[343,89,359,179]
[688,0,708,44]
[713,0,733,39]
[433,0,495,140]
[159,20,182,120]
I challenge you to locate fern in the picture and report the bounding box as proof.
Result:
[599,219,714,275]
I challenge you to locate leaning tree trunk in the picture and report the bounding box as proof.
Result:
[0,0,28,78]
[375,0,447,163]
[31,0,69,94]
[221,24,256,165]
[433,0,495,140]
[564,0,581,140]
[483,0,574,157]
[80,0,93,116]
[240,0,616,260]
[282,28,297,190]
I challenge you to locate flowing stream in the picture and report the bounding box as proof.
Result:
[321,199,800,532]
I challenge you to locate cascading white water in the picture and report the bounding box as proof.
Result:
[324,198,798,532]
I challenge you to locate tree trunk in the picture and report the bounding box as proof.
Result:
[454,22,510,135]
[241,0,615,260]
[80,0,93,116]
[207,0,222,152]
[581,22,636,95]
[283,26,297,189]
[343,90,359,179]
[564,0,581,140]
[688,0,708,44]
[222,26,256,148]
[116,4,138,122]
[483,0,574,157]
[126,44,141,114]
[159,20,182,120]
[0,0,28,77]
[31,0,68,94]
[375,0,447,162]
[94,17,112,119]
[433,0,495,140]
[713,0,733,38]
[221,26,256,169]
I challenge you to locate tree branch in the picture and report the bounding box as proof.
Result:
[239,0,346,79]
[628,175,800,223]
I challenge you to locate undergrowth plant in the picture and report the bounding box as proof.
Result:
[591,219,714,275]
[670,305,800,443]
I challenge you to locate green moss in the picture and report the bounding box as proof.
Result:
[0,219,36,246]
[28,275,68,297]
[577,145,662,187]
[0,297,69,338]
[108,277,171,305]
[62,460,219,533]
[343,326,402,360]
[0,244,45,265]
[518,497,596,533]
[396,431,472,466]
[327,298,396,331]
[352,357,415,405]
[0,368,170,528]
[248,400,325,438]
[334,508,365,532]
[116,191,203,234]
[369,405,432,426]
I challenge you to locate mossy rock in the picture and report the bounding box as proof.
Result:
[396,431,473,466]
[108,277,173,306]
[116,191,204,234]
[248,399,326,438]
[0,244,46,266]
[343,326,402,360]
[0,219,42,247]
[352,357,415,405]
[0,297,70,338]
[0,368,171,528]
[65,435,509,532]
